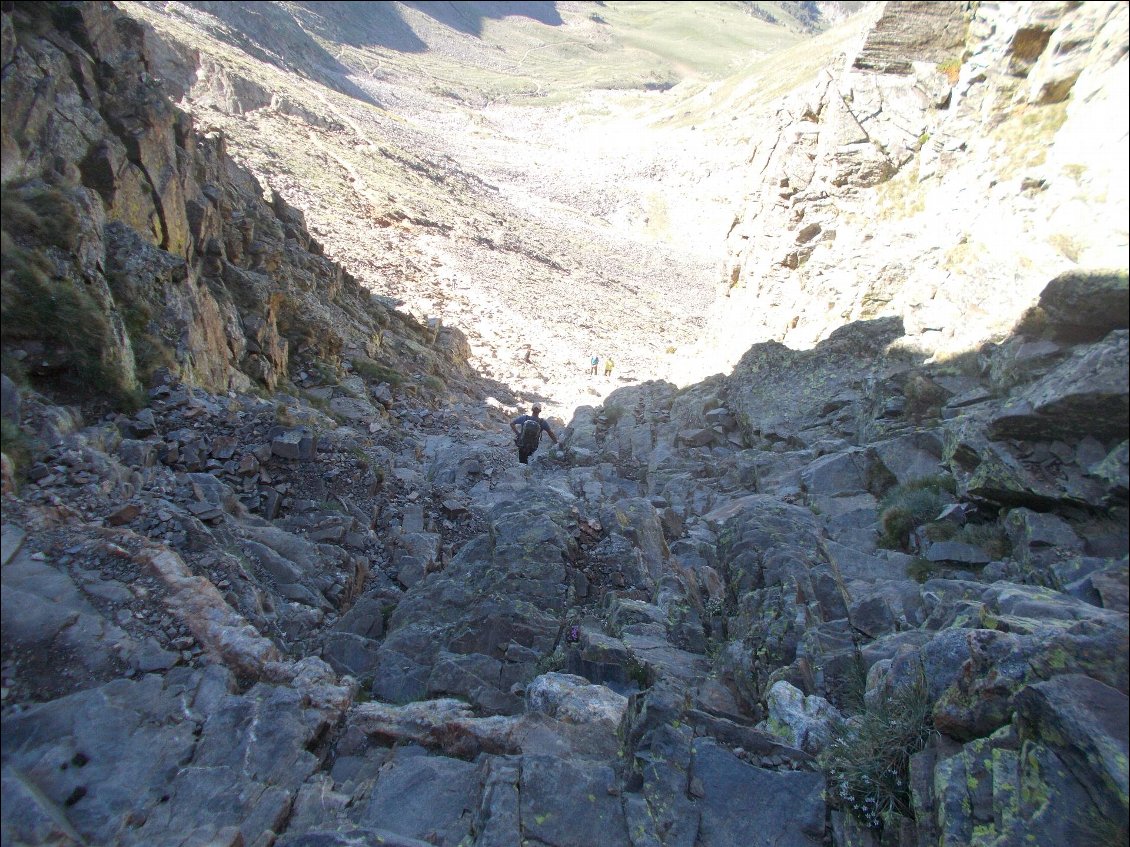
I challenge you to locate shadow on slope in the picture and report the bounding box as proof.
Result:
[289,0,428,52]
[184,1,379,103]
[287,1,562,53]
[403,1,564,35]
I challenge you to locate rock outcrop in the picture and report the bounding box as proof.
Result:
[2,1,474,405]
[692,0,1129,383]
[2,3,1127,847]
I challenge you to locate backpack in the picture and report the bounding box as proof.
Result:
[519,417,542,452]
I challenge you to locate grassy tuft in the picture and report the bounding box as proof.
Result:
[819,668,934,834]
[877,475,957,550]
[121,302,177,384]
[902,373,949,422]
[1,182,81,250]
[906,557,937,583]
[1,351,29,386]
[988,102,1070,180]
[352,355,403,387]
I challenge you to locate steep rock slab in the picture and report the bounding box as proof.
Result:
[690,739,825,847]
[922,720,1118,847]
[520,755,629,847]
[1014,674,1129,823]
[370,489,575,711]
[353,747,478,846]
[853,1,970,75]
[725,317,909,447]
[0,666,349,847]
[988,330,1129,443]
[3,1,455,404]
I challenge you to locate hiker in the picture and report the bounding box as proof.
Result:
[510,404,558,464]
[589,354,599,376]
[604,356,614,377]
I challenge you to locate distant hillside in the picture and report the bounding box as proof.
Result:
[117,0,867,416]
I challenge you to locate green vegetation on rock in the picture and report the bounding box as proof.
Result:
[820,669,935,834]
[1,205,142,412]
[877,475,957,550]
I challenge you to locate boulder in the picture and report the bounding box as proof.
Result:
[1015,674,1129,823]
[1037,269,1129,342]
[762,680,842,755]
[988,330,1129,443]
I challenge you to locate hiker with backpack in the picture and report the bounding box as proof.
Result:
[510,404,559,464]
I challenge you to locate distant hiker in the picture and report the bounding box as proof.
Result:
[589,355,599,376]
[510,404,558,464]
[604,357,614,377]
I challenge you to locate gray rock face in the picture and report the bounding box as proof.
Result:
[1,3,1127,847]
[1019,674,1129,800]
[1,666,350,847]
[853,1,970,74]
[727,317,907,447]
[355,747,477,845]
[988,330,1129,443]
[1038,269,1130,342]
[691,739,825,847]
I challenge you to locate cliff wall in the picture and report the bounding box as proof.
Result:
[688,0,1128,383]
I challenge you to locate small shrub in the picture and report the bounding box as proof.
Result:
[827,651,868,715]
[902,374,948,422]
[308,359,340,384]
[300,388,332,414]
[922,519,1009,558]
[937,57,962,84]
[535,648,566,675]
[989,102,1069,180]
[422,375,445,394]
[346,445,372,471]
[1011,305,1049,339]
[603,403,626,424]
[819,669,934,834]
[955,522,1011,558]
[1062,163,1087,182]
[878,476,957,550]
[274,403,294,426]
[1,417,32,482]
[1047,232,1084,262]
[1,236,139,410]
[352,355,403,387]
[121,303,176,383]
[876,159,926,220]
[906,557,938,583]
[929,349,983,378]
[864,458,898,498]
[1,182,81,250]
[1,352,28,386]
[626,657,652,689]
